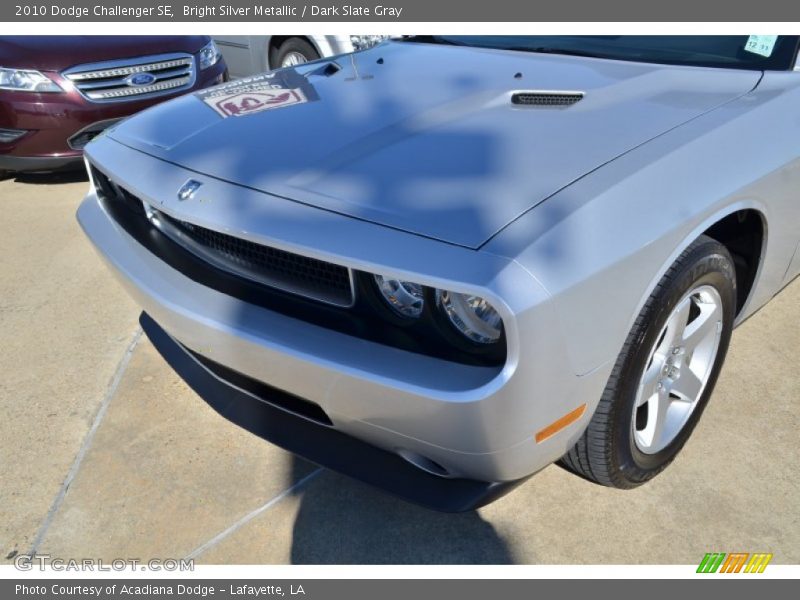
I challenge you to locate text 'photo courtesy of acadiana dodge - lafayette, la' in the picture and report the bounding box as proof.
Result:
[15,585,306,597]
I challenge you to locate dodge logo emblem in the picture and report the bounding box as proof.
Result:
[177,179,202,201]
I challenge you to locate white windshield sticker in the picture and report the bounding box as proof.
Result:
[744,35,778,57]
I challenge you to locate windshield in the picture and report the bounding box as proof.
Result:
[407,36,800,71]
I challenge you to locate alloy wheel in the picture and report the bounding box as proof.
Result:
[633,285,724,454]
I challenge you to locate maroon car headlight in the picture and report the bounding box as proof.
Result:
[198,41,222,71]
[0,67,62,92]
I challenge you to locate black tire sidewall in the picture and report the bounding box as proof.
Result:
[612,244,737,482]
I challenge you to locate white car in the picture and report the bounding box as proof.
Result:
[213,35,388,76]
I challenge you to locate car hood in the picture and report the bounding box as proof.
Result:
[0,36,209,71]
[107,41,760,248]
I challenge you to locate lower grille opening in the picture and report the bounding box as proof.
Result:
[68,119,122,150]
[185,345,334,427]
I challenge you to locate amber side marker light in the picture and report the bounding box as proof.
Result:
[535,404,587,443]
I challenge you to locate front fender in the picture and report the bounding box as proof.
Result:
[484,86,799,376]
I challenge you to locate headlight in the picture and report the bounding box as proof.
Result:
[373,274,425,318]
[0,67,62,92]
[367,271,504,347]
[436,290,503,344]
[350,35,390,51]
[198,40,222,70]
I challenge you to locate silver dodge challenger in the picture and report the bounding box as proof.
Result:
[78,35,800,510]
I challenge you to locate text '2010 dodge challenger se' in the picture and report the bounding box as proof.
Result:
[78,35,800,511]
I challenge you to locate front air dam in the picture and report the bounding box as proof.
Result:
[140,312,530,512]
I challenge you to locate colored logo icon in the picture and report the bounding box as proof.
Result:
[697,552,773,573]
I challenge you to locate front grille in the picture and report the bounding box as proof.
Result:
[63,53,195,102]
[90,165,354,307]
[90,165,145,215]
[511,91,584,107]
[157,213,355,307]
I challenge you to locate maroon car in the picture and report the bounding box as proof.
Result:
[0,36,228,173]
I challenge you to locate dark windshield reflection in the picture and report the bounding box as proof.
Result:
[406,35,800,71]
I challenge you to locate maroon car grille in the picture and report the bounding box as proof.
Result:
[63,54,194,102]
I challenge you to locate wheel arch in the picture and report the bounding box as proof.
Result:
[702,208,767,320]
[629,201,769,340]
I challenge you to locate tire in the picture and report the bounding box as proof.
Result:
[272,38,320,69]
[561,235,737,488]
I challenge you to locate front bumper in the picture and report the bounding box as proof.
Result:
[77,137,608,484]
[140,311,526,511]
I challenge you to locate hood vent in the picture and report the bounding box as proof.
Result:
[511,91,584,108]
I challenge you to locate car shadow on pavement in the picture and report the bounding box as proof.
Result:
[286,457,513,564]
[3,169,87,185]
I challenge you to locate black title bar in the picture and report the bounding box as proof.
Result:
[3,0,800,22]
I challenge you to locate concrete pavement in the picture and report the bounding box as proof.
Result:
[0,172,140,560]
[1,173,797,564]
